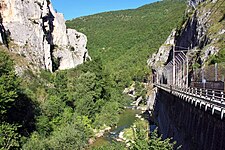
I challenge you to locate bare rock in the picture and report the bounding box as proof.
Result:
[147,29,176,72]
[147,87,157,110]
[88,138,95,145]
[0,0,90,73]
[148,0,224,83]
[135,96,143,106]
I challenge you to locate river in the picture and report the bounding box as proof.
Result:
[89,108,142,149]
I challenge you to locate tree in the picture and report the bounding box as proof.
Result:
[22,132,49,150]
[48,123,89,150]
[94,101,120,128]
[41,95,66,119]
[148,130,175,150]
[128,120,176,150]
[74,71,107,118]
[0,72,19,116]
[0,122,21,149]
[0,51,20,117]
[0,51,14,76]
[129,120,149,150]
[93,142,126,150]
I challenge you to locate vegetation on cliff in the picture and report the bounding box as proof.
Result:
[205,0,225,64]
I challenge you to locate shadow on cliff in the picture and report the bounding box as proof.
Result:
[0,13,10,47]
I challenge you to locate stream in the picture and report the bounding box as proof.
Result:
[89,108,142,149]
[89,108,159,149]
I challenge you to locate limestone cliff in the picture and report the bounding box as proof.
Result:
[0,0,90,73]
[147,29,176,74]
[176,0,225,63]
[148,0,225,78]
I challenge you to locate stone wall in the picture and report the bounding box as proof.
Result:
[154,88,225,150]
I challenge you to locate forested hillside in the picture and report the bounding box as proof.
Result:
[67,0,186,87]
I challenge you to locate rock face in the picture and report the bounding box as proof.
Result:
[175,0,223,63]
[147,29,176,72]
[148,0,225,80]
[0,0,90,72]
[178,0,224,63]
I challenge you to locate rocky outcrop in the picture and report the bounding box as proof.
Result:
[188,0,206,8]
[147,87,157,110]
[147,29,176,72]
[0,0,90,72]
[148,0,225,81]
[176,0,224,63]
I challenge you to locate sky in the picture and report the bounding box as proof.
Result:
[51,0,159,20]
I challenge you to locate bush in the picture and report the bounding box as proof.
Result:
[93,101,120,128]
[126,120,176,150]
[0,122,21,149]
[22,132,49,150]
[48,123,89,150]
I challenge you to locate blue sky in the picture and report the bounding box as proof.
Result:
[51,0,159,20]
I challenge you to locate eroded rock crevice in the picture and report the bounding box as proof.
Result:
[0,14,9,47]
[175,12,199,49]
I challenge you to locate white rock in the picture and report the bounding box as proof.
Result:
[219,29,225,35]
[118,131,124,139]
[135,96,143,106]
[147,29,176,70]
[202,46,219,62]
[0,0,90,72]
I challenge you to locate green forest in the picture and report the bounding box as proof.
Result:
[0,0,186,149]
[66,0,186,86]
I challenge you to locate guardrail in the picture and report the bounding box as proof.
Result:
[155,84,225,119]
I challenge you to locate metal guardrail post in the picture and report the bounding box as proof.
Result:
[221,91,224,103]
[186,53,189,88]
[200,89,202,97]
[173,46,175,85]
[212,91,215,100]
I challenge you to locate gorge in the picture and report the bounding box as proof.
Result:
[0,0,225,149]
